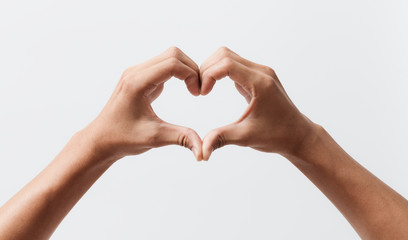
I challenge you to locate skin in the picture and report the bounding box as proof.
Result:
[200,47,408,239]
[0,46,407,239]
[0,47,203,240]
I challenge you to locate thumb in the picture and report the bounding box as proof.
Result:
[202,123,248,161]
[154,122,203,161]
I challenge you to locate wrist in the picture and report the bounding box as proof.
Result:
[282,120,326,163]
[282,121,352,178]
[71,127,119,168]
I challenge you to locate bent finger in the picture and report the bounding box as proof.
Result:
[140,57,200,96]
[200,47,275,81]
[200,57,256,96]
[153,122,203,161]
[202,123,249,160]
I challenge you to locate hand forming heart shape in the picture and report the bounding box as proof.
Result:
[85,47,314,163]
[4,46,405,240]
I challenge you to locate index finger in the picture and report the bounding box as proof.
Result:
[127,47,200,96]
[139,57,199,95]
[200,57,257,96]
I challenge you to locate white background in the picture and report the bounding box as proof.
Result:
[0,0,407,239]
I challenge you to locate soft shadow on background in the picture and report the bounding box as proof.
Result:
[0,1,407,239]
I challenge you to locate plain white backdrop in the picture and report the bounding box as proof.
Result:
[1,0,407,239]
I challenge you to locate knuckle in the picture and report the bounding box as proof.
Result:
[178,130,193,148]
[120,75,136,92]
[214,134,226,150]
[119,66,141,91]
[199,63,205,70]
[201,69,210,81]
[218,46,231,53]
[167,46,182,58]
[218,46,231,58]
[221,57,234,69]
[166,57,182,69]
[178,135,188,148]
[121,66,134,78]
[200,71,211,85]
[185,128,195,137]
[212,130,226,150]
[256,75,276,93]
[261,65,276,76]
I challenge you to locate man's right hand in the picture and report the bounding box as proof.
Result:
[200,47,317,160]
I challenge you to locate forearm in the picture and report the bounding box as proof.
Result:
[0,48,203,240]
[284,124,408,239]
[0,130,114,240]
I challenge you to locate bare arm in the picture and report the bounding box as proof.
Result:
[0,47,203,240]
[200,47,408,239]
[0,132,113,239]
[286,124,408,239]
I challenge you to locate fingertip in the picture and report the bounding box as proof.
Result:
[191,147,200,161]
[187,130,203,161]
[199,72,216,96]
[190,90,200,96]
[185,75,201,96]
[193,145,204,161]
[202,147,212,161]
[200,82,214,96]
[200,90,209,96]
[158,123,204,161]
[202,135,214,161]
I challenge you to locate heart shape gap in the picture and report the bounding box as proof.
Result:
[152,77,248,139]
